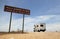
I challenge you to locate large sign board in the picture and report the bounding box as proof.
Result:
[4,5,30,15]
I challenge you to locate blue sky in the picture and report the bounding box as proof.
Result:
[0,0,60,32]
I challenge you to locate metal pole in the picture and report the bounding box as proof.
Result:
[22,14,25,33]
[9,12,12,32]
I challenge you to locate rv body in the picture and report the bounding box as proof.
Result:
[34,23,46,32]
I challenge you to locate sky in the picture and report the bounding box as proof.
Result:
[0,0,60,32]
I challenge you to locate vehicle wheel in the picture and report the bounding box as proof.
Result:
[38,30,40,32]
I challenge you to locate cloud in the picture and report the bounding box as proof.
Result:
[10,15,57,32]
[0,14,60,32]
[36,15,55,21]
[46,23,60,32]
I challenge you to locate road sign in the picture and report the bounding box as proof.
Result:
[4,5,30,33]
[4,5,30,15]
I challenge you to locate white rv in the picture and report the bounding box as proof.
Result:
[34,23,46,32]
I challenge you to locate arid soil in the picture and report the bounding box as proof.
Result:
[0,32,60,39]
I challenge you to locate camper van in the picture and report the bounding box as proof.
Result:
[34,23,46,32]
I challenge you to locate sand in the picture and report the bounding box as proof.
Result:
[0,32,60,39]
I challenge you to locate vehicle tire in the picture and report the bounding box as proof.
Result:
[34,30,35,32]
[38,30,40,32]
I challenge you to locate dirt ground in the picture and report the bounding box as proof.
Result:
[0,32,60,39]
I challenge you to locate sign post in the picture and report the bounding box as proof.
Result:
[9,12,12,32]
[4,5,30,33]
[22,14,25,33]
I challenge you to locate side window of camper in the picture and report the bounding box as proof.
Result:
[40,24,43,27]
[37,25,39,27]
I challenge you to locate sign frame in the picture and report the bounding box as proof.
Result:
[4,5,30,15]
[4,5,30,33]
